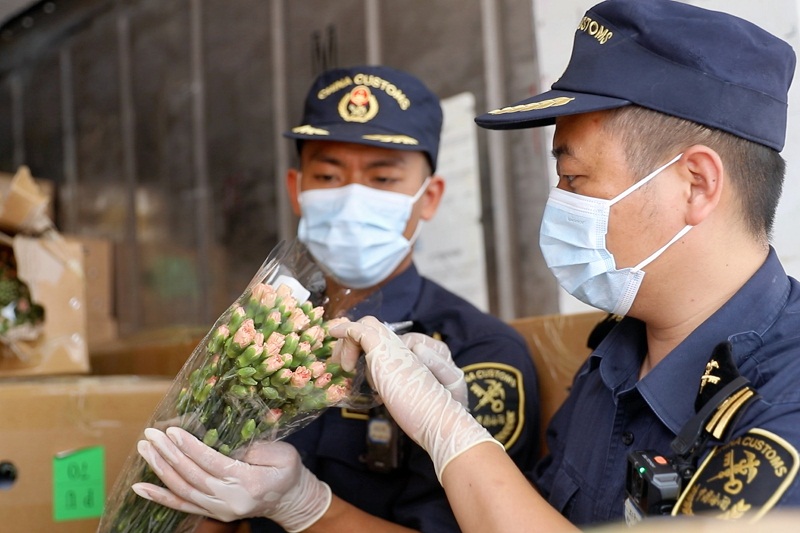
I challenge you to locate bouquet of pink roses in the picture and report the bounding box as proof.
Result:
[98,240,376,533]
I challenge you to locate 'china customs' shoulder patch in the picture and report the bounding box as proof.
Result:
[673,428,799,521]
[463,362,525,449]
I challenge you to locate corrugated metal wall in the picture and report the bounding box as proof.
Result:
[0,0,558,335]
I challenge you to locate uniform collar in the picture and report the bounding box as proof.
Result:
[593,247,791,434]
[354,263,422,324]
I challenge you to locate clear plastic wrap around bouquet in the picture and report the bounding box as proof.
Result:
[99,240,377,533]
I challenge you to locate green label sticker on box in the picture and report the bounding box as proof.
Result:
[52,446,105,521]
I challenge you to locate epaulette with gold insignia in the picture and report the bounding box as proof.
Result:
[625,342,766,524]
[671,342,760,463]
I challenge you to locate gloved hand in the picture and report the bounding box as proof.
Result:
[399,332,468,408]
[330,316,500,482]
[132,427,331,532]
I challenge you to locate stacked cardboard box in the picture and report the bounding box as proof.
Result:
[0,167,90,377]
[0,375,172,532]
[0,168,126,530]
[89,325,205,377]
[509,311,605,456]
[70,235,119,349]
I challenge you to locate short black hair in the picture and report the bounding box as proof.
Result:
[604,105,785,242]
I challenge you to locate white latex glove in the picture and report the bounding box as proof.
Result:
[132,427,331,532]
[399,332,468,408]
[330,316,501,482]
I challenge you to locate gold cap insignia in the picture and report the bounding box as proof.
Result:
[291,125,330,136]
[338,85,379,123]
[463,362,525,449]
[488,96,575,116]
[361,134,419,146]
[673,428,799,521]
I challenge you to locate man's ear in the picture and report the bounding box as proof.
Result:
[681,146,724,227]
[420,175,445,221]
[286,168,302,216]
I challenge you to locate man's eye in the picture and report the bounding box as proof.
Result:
[371,176,400,186]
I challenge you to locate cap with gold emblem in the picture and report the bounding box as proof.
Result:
[475,0,796,152]
[284,65,443,171]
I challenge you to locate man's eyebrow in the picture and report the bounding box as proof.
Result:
[551,145,573,159]
[306,153,405,169]
[308,153,344,166]
[364,157,405,169]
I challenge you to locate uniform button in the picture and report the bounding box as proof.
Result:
[622,431,635,445]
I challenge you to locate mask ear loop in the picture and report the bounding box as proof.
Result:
[295,171,305,208]
[619,153,691,271]
[406,177,432,247]
[610,153,683,204]
[411,177,432,203]
[634,224,693,271]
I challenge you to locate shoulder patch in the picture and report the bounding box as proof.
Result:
[673,428,799,521]
[462,362,525,449]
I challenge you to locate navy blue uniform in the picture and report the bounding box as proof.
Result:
[534,248,800,525]
[252,264,540,532]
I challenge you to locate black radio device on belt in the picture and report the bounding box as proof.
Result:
[364,320,418,473]
[365,405,404,473]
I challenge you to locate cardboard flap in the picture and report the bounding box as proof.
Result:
[0,166,53,234]
[0,234,89,376]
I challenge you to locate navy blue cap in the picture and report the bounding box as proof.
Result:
[475,0,796,151]
[284,65,443,170]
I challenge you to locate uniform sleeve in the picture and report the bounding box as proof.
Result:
[457,333,541,472]
[533,382,577,499]
[390,332,540,530]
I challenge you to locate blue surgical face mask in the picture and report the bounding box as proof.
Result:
[297,177,429,289]
[539,154,691,316]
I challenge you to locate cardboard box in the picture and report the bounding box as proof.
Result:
[0,375,173,533]
[89,326,207,377]
[0,235,89,377]
[509,311,606,455]
[87,315,119,349]
[62,235,118,349]
[0,166,55,233]
[69,236,114,318]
